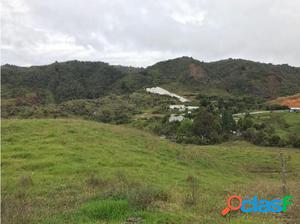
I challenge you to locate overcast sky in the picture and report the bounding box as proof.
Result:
[1,0,300,67]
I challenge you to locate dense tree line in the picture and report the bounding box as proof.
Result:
[2,57,300,105]
[2,58,300,148]
[139,108,299,148]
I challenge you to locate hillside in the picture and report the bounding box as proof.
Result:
[1,61,126,102]
[2,119,300,223]
[2,57,300,104]
[271,93,300,107]
[147,57,300,98]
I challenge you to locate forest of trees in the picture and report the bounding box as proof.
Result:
[1,58,300,148]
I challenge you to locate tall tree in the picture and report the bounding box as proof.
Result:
[192,109,221,143]
[222,110,236,132]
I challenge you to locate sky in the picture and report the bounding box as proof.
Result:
[1,0,300,67]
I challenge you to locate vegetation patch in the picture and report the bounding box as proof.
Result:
[2,119,300,223]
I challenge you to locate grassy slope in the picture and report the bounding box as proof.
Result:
[252,112,300,139]
[2,119,300,223]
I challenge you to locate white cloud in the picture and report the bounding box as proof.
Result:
[167,1,206,25]
[1,0,300,67]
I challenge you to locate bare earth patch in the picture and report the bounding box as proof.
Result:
[271,93,300,107]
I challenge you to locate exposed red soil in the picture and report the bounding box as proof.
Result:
[271,94,300,107]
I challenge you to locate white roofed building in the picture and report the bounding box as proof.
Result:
[289,107,300,112]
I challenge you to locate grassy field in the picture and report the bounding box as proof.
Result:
[1,119,300,223]
[252,112,300,139]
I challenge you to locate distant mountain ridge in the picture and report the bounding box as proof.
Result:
[2,57,300,103]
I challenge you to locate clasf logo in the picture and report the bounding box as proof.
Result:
[221,195,293,216]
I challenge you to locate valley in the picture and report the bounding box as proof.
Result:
[2,1,300,223]
[2,58,300,148]
[1,57,300,223]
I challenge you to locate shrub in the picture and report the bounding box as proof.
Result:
[182,136,204,144]
[266,104,289,111]
[184,175,199,206]
[243,127,256,141]
[177,119,193,137]
[80,199,128,221]
[253,130,268,145]
[278,138,288,147]
[288,134,300,148]
[86,174,108,188]
[268,135,281,146]
[238,114,254,131]
[127,186,169,210]
[18,175,33,188]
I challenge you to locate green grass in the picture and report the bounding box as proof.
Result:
[253,112,300,139]
[2,119,300,223]
[282,113,300,134]
[44,198,188,224]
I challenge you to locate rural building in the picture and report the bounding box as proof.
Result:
[169,105,199,112]
[169,105,186,112]
[289,107,300,112]
[169,114,185,122]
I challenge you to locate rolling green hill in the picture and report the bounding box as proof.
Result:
[1,61,125,102]
[2,119,300,223]
[2,57,300,104]
[147,57,300,98]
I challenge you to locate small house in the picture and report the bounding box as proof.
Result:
[289,107,300,113]
[169,114,185,122]
[169,105,199,112]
